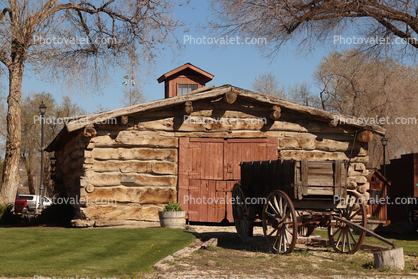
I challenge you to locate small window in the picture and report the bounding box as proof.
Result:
[178,84,198,95]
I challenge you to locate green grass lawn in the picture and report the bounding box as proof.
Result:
[315,229,418,254]
[0,227,195,278]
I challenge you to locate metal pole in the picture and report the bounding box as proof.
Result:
[383,145,386,178]
[383,144,388,198]
[129,74,132,106]
[39,112,44,209]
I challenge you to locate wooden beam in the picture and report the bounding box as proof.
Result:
[120,115,129,125]
[328,119,338,128]
[269,105,281,120]
[84,125,97,138]
[356,130,373,142]
[223,91,237,104]
[183,101,193,115]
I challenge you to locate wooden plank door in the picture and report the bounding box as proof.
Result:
[223,138,278,222]
[179,137,278,223]
[179,138,225,222]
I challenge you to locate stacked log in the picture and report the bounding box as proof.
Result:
[54,131,88,198]
[76,131,178,225]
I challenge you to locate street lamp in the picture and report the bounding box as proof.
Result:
[381,136,388,176]
[123,74,136,106]
[39,101,47,210]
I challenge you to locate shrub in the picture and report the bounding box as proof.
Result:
[163,202,182,211]
[0,204,22,225]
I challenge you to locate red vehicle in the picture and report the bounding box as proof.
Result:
[14,198,28,215]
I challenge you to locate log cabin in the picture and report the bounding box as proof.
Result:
[46,63,386,227]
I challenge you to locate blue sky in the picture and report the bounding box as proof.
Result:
[19,0,331,114]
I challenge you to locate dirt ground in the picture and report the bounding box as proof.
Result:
[143,225,418,279]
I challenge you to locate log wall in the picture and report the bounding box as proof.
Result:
[52,96,373,227]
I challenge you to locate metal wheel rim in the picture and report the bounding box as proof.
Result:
[262,190,297,254]
[232,184,249,242]
[328,191,367,254]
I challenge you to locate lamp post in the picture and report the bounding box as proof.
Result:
[39,101,47,210]
[123,74,136,106]
[381,136,388,178]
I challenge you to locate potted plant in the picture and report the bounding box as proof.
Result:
[158,202,186,229]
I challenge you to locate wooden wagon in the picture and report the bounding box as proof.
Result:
[232,159,395,254]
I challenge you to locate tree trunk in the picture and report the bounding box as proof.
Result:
[44,156,53,197]
[374,248,404,270]
[0,63,24,204]
[22,155,35,195]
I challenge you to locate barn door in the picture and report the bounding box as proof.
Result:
[223,138,278,221]
[179,137,277,223]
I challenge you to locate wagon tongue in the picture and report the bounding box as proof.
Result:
[333,216,396,249]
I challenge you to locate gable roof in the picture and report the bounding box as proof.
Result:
[157,63,214,83]
[367,169,391,186]
[46,85,386,151]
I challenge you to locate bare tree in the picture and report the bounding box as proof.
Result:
[0,0,184,204]
[251,72,285,98]
[18,93,84,196]
[287,82,317,107]
[314,49,418,167]
[209,0,418,57]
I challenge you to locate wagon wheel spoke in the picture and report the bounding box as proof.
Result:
[265,211,276,220]
[273,229,280,252]
[274,196,282,218]
[284,228,290,245]
[263,190,297,254]
[328,191,367,254]
[348,229,358,245]
[268,228,278,237]
[282,229,287,252]
[347,230,352,251]
[348,209,362,221]
[335,230,342,247]
[330,226,342,236]
[283,209,291,222]
[268,201,279,216]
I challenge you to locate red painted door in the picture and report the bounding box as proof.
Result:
[179,137,277,223]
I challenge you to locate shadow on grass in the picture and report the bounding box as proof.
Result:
[191,230,269,252]
[375,232,418,241]
[0,203,74,227]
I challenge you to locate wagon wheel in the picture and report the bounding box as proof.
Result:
[407,206,418,223]
[262,190,297,254]
[232,184,251,242]
[328,191,367,254]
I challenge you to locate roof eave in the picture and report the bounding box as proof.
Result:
[47,85,386,151]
